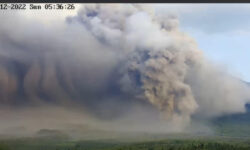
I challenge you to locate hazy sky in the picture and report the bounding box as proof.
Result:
[19,4,250,82]
[156,4,250,82]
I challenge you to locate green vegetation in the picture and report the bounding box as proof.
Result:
[1,137,250,150]
[110,139,250,150]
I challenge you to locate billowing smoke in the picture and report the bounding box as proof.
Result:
[0,4,250,135]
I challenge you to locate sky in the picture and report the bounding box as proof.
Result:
[155,4,250,82]
[18,4,250,82]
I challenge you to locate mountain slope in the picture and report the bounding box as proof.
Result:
[211,80,250,137]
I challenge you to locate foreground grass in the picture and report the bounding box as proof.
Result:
[1,137,250,150]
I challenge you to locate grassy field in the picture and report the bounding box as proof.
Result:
[1,136,250,150]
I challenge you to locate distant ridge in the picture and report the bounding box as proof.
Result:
[211,81,250,137]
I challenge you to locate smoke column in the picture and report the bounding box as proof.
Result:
[0,4,249,134]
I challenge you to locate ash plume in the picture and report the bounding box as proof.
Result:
[0,4,250,135]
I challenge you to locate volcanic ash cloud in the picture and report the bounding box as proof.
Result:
[75,4,250,123]
[0,4,249,132]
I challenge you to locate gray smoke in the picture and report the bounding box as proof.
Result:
[0,4,250,134]
[74,4,250,122]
